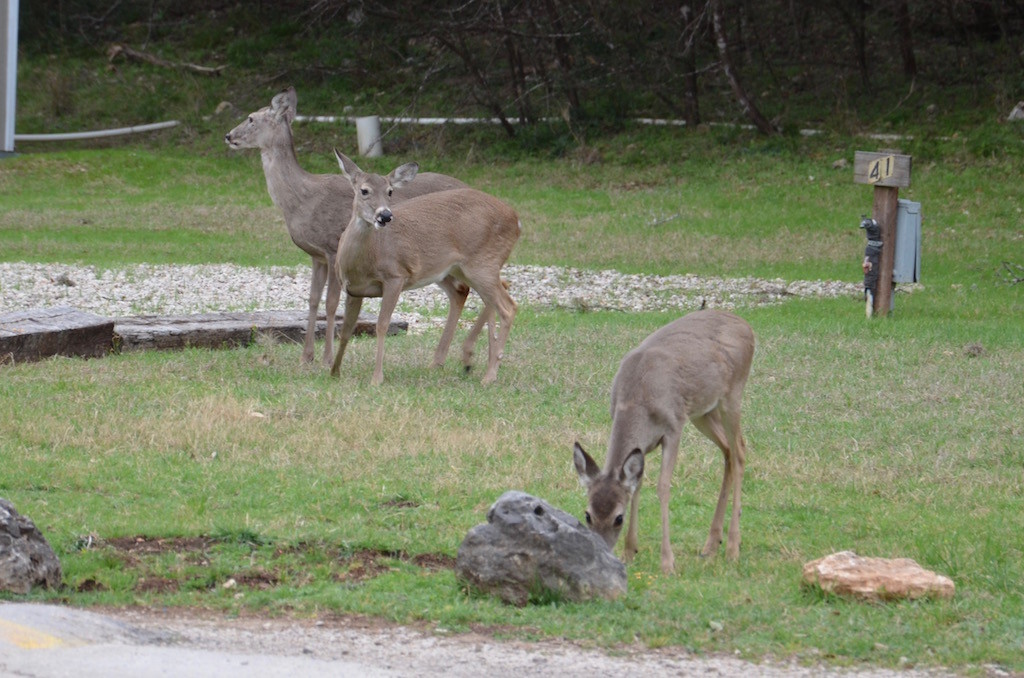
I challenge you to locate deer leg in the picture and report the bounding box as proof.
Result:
[432,277,469,368]
[322,260,343,368]
[460,303,494,373]
[304,261,328,364]
[657,434,682,574]
[691,412,732,558]
[472,276,516,385]
[330,294,364,378]
[721,406,746,561]
[371,280,403,386]
[623,476,643,563]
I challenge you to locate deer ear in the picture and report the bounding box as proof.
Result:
[334,149,359,180]
[619,449,645,494]
[389,162,419,188]
[573,442,600,487]
[271,87,297,124]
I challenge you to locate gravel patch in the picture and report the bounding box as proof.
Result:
[1,262,863,329]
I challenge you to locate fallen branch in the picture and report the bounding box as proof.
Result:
[107,44,227,77]
[1001,261,1024,285]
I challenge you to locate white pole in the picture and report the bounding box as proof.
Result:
[1,0,17,154]
[355,115,383,157]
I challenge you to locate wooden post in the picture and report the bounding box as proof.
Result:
[872,186,899,316]
[854,151,912,318]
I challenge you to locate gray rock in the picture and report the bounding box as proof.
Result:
[0,498,62,594]
[456,491,627,606]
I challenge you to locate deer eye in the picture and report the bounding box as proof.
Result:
[360,188,369,196]
[614,514,624,527]
[387,188,393,197]
[248,116,253,123]
[584,511,592,525]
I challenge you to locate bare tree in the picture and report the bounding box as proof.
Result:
[894,0,918,78]
[711,0,778,135]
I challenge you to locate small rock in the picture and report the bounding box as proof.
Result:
[0,498,62,594]
[802,551,954,601]
[456,491,627,606]
[1008,101,1024,121]
[832,158,848,169]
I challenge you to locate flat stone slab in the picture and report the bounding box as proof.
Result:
[802,550,955,601]
[114,311,407,352]
[0,307,408,361]
[0,306,114,364]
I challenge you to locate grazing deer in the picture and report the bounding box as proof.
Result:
[331,151,520,385]
[224,86,469,368]
[573,309,755,574]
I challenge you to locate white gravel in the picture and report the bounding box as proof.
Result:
[0,262,863,328]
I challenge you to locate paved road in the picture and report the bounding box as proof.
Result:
[1,602,959,678]
[0,603,386,677]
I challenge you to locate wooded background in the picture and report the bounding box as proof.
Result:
[18,1,1024,136]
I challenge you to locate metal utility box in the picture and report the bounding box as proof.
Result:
[893,199,921,283]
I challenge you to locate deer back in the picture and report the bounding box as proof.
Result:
[607,310,755,461]
[391,188,520,262]
[338,188,519,293]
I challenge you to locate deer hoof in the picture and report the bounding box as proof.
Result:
[700,540,721,558]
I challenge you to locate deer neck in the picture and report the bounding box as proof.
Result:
[606,401,653,467]
[336,215,397,299]
[337,215,380,269]
[259,128,315,214]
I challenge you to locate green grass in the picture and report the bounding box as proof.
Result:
[2,126,1024,674]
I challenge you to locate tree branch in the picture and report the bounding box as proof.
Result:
[107,44,227,77]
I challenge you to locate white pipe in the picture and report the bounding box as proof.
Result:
[355,115,383,157]
[294,114,919,140]
[15,119,181,142]
[296,114,553,126]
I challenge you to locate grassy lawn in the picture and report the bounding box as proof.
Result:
[1,126,1023,673]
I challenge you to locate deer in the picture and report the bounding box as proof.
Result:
[573,309,755,574]
[331,150,520,386]
[224,86,470,368]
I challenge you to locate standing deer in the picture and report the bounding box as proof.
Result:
[331,151,520,385]
[224,86,469,368]
[573,309,755,574]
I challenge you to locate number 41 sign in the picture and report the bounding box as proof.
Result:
[854,151,912,188]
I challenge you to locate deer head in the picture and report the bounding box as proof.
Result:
[224,86,297,149]
[334,150,419,229]
[573,442,644,549]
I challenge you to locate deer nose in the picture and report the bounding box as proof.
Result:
[375,208,393,226]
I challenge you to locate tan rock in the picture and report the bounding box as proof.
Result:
[802,551,955,601]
